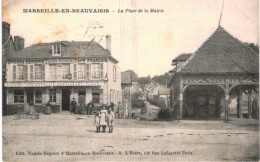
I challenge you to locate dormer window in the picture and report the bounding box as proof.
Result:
[52,44,61,56]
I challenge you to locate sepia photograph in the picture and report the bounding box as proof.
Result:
[1,0,259,161]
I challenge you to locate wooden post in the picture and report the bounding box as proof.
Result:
[179,77,183,120]
[225,77,229,122]
[247,89,252,119]
[237,91,243,118]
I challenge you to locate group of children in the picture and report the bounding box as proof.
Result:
[94,106,115,133]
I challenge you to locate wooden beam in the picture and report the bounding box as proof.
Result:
[252,87,258,94]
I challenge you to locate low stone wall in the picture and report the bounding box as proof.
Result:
[5,104,61,115]
[5,104,24,115]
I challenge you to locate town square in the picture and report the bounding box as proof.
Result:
[2,0,259,161]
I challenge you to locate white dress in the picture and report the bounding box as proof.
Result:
[100,109,108,126]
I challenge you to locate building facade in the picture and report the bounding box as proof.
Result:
[169,26,259,121]
[2,21,25,115]
[4,38,121,115]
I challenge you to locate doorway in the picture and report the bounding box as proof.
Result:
[78,91,86,106]
[27,90,33,103]
[62,89,70,111]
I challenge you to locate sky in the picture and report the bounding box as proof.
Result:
[2,0,259,77]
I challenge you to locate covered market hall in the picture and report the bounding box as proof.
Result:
[169,26,259,121]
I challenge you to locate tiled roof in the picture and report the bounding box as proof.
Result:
[172,53,192,62]
[6,40,118,62]
[179,26,259,74]
[121,71,132,84]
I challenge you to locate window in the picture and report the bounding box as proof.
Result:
[17,65,28,80]
[49,64,56,79]
[92,89,101,103]
[35,64,42,79]
[78,64,86,79]
[53,44,61,55]
[49,64,71,80]
[14,90,24,103]
[113,66,116,81]
[49,89,56,102]
[78,91,86,105]
[92,63,100,79]
[35,90,42,103]
[86,64,91,79]
[62,64,71,79]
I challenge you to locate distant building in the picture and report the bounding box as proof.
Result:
[4,36,121,115]
[168,26,259,120]
[121,71,136,118]
[146,81,169,108]
[169,53,192,76]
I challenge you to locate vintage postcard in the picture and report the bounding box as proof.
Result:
[2,0,259,161]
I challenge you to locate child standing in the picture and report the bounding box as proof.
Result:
[107,108,115,133]
[94,109,101,133]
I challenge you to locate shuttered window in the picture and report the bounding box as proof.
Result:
[35,64,42,79]
[92,63,100,79]
[74,64,77,79]
[30,65,33,80]
[42,65,45,79]
[17,65,26,80]
[78,64,86,79]
[13,65,16,80]
[100,63,103,79]
[24,65,28,80]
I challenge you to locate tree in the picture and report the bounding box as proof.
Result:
[138,75,151,91]
[123,70,138,82]
[131,91,145,108]
[152,72,171,86]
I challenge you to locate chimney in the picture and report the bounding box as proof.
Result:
[106,35,111,54]
[14,36,25,51]
[2,22,10,45]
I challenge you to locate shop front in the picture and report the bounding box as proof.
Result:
[5,81,108,115]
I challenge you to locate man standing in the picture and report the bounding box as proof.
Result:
[110,102,115,111]
[117,102,122,119]
[70,98,77,114]
[87,101,94,115]
[45,101,52,114]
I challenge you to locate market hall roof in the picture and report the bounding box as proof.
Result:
[177,26,259,74]
[6,40,118,63]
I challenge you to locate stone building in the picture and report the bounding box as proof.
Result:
[2,21,25,115]
[168,26,259,121]
[4,36,121,115]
